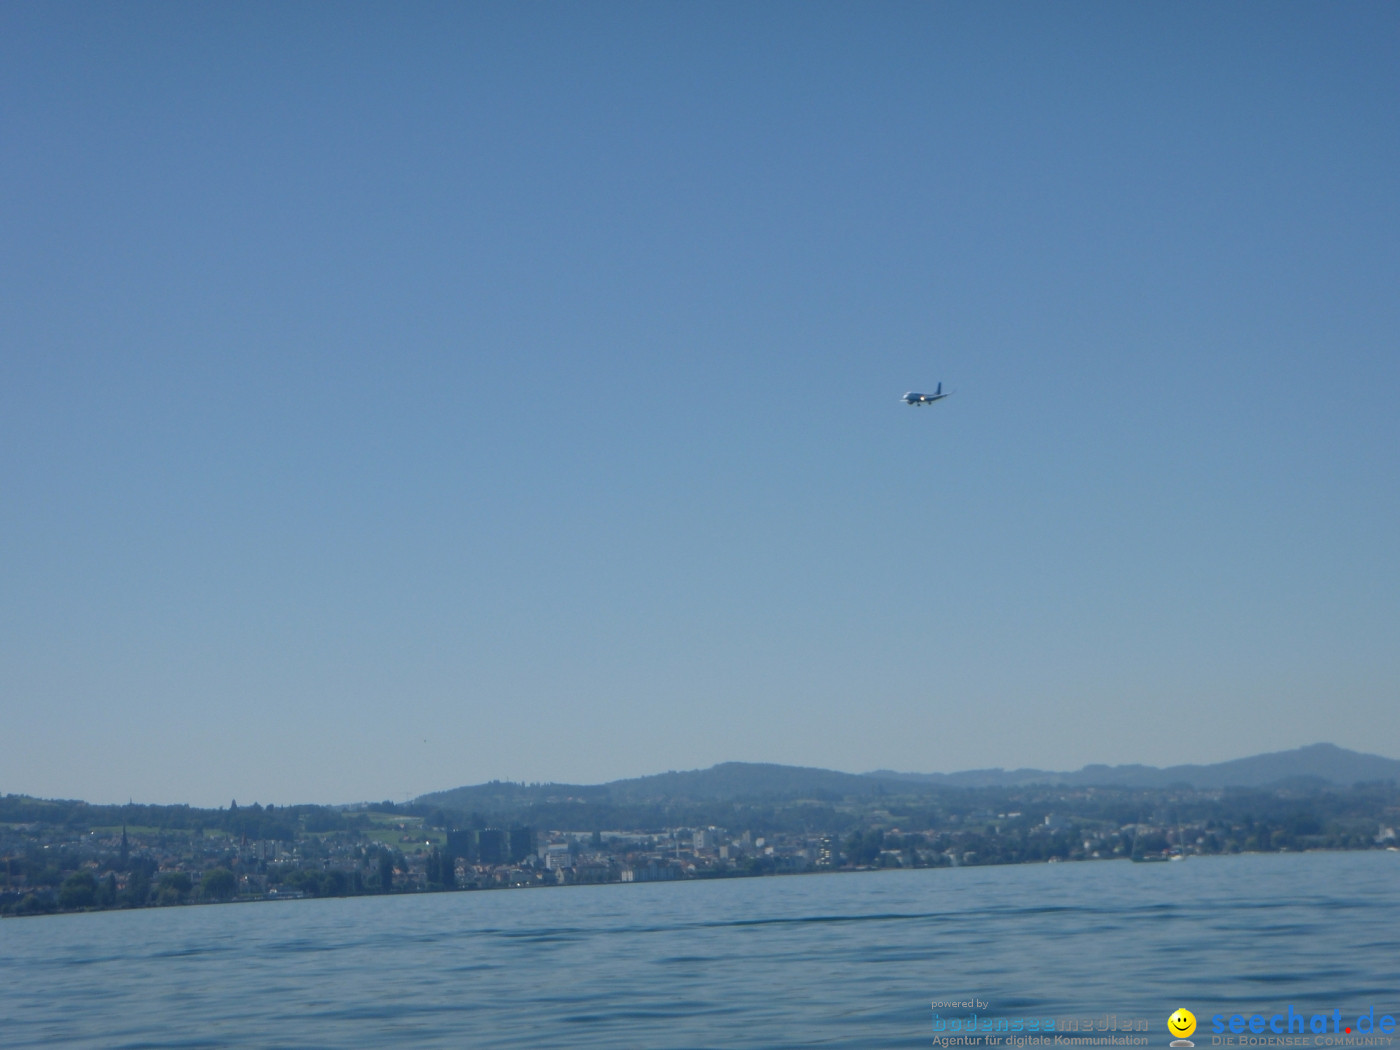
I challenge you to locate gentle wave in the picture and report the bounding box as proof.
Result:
[2,852,1397,1050]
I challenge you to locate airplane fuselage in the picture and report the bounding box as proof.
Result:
[902,384,947,405]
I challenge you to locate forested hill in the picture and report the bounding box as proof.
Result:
[416,763,887,814]
[4,745,1392,824]
[418,743,1400,815]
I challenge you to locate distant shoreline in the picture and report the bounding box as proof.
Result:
[6,843,1397,920]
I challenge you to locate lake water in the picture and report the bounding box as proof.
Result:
[2,852,1397,1049]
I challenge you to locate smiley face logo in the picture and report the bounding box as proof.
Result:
[1169,1009,1197,1040]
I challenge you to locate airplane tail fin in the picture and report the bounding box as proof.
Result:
[935,382,942,395]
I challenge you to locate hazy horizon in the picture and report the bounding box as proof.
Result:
[4,4,1397,809]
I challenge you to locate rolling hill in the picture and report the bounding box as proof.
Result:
[417,742,1399,813]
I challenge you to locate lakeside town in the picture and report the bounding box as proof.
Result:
[3,776,1397,916]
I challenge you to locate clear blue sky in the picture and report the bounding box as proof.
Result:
[3,2,1397,807]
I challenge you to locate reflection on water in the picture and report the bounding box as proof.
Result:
[2,852,1397,1049]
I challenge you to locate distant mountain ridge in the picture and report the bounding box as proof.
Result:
[866,743,1400,789]
[417,743,1399,812]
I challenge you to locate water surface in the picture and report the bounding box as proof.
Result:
[2,852,1397,1048]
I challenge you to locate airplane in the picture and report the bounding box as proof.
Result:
[901,383,948,405]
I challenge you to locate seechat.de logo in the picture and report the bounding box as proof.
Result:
[1211,1007,1397,1037]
